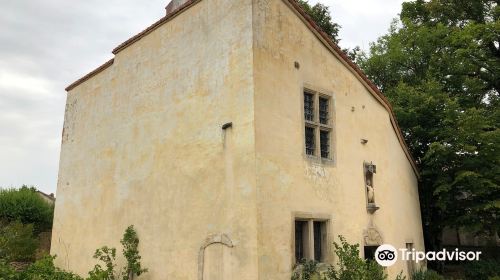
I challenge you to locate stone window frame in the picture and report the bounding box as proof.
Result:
[291,212,332,266]
[301,85,336,165]
[405,240,417,276]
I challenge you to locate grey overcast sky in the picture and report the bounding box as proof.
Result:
[0,0,404,194]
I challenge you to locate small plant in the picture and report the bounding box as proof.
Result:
[0,260,19,280]
[120,225,147,280]
[0,225,148,280]
[292,259,321,280]
[0,221,38,262]
[324,236,396,280]
[88,246,117,280]
[289,236,406,280]
[87,225,147,280]
[22,255,83,280]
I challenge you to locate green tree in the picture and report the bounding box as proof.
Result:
[297,0,341,43]
[0,186,54,234]
[357,0,500,266]
[297,1,361,61]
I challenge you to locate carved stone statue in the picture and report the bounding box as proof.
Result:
[364,162,379,213]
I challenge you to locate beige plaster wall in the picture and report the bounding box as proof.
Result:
[52,0,258,279]
[252,0,424,279]
[53,0,425,279]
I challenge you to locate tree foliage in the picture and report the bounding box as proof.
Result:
[0,186,54,234]
[357,0,500,257]
[297,0,341,43]
[297,1,362,62]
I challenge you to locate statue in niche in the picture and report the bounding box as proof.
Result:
[364,162,379,213]
[366,176,375,203]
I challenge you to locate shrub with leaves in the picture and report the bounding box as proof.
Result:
[0,221,38,262]
[324,236,405,280]
[0,226,147,280]
[292,259,321,280]
[87,225,147,280]
[0,260,19,280]
[22,255,83,280]
[0,256,83,280]
[0,186,54,234]
[120,225,147,280]
[290,236,405,280]
[87,246,117,280]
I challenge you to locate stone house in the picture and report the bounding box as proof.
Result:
[51,0,425,279]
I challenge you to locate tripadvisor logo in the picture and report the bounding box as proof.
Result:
[375,244,398,267]
[375,244,482,267]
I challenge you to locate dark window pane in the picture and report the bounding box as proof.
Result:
[320,130,330,158]
[295,221,306,262]
[314,222,323,261]
[319,97,329,124]
[364,246,378,260]
[305,127,315,155]
[304,93,314,121]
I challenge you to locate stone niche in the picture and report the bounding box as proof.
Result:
[198,234,234,280]
[364,162,379,214]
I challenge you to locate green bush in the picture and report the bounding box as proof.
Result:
[0,256,82,280]
[87,246,117,280]
[0,221,38,262]
[324,236,405,280]
[291,236,405,280]
[464,259,500,280]
[0,260,19,280]
[0,186,54,234]
[88,225,148,280]
[412,269,444,280]
[0,226,147,280]
[291,259,321,280]
[22,255,83,280]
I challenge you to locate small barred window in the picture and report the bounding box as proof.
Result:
[304,93,314,121]
[320,130,330,159]
[319,97,329,124]
[305,126,315,155]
